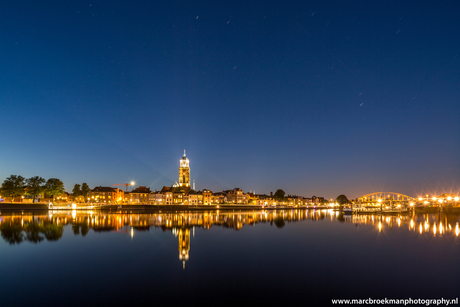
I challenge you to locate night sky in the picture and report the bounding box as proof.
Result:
[1,0,459,199]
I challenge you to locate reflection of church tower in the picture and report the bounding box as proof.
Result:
[178,228,190,269]
[179,150,190,189]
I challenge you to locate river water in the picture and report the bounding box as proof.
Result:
[0,209,459,306]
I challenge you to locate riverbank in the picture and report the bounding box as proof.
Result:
[0,202,329,212]
[2,202,458,213]
[0,203,49,210]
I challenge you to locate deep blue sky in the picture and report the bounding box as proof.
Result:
[1,0,459,199]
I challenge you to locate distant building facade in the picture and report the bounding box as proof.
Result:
[89,187,124,204]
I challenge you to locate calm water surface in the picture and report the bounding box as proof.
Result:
[1,209,459,306]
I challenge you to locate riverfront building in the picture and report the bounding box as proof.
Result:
[89,186,124,204]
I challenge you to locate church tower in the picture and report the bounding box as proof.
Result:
[179,150,190,188]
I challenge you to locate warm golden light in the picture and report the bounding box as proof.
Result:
[418,197,422,201]
[456,223,459,236]
[433,223,437,235]
[455,197,459,202]
[419,223,423,234]
[410,220,414,229]
[432,197,437,201]
[378,221,382,232]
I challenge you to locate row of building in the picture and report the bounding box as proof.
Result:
[86,186,324,206]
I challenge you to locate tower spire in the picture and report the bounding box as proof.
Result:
[184,149,186,157]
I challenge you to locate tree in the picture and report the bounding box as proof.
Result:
[26,176,46,203]
[81,183,90,202]
[72,184,81,198]
[45,178,65,202]
[1,175,25,201]
[336,195,350,206]
[273,189,285,200]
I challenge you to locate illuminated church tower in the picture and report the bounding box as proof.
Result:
[179,150,190,188]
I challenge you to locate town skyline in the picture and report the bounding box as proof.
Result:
[1,1,459,200]
[1,150,458,201]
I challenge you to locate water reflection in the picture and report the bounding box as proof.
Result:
[1,209,459,248]
[0,215,64,244]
